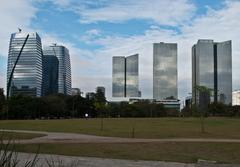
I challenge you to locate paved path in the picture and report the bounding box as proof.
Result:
[2,129,240,144]
[7,152,240,167]
[1,130,240,166]
[14,152,196,167]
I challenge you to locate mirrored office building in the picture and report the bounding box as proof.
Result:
[192,40,232,105]
[112,56,125,97]
[112,54,139,97]
[43,45,72,95]
[7,32,43,97]
[42,51,59,96]
[126,54,139,97]
[153,42,178,100]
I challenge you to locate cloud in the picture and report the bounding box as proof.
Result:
[77,0,240,100]
[77,0,195,25]
[80,29,102,43]
[1,0,240,103]
[48,0,195,26]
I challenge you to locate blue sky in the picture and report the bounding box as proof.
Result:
[0,0,240,101]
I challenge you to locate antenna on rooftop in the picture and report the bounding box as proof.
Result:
[18,28,22,33]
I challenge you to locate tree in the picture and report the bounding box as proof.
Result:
[208,102,227,116]
[0,88,5,109]
[94,89,106,104]
[42,95,67,119]
[194,85,213,133]
[0,89,6,118]
[8,95,34,119]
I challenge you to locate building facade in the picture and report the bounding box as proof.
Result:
[96,86,105,97]
[153,42,178,100]
[112,56,125,97]
[112,54,139,97]
[232,90,240,106]
[86,92,95,100]
[126,54,139,97]
[71,88,81,96]
[42,52,59,96]
[7,32,43,97]
[192,40,232,105]
[43,45,72,95]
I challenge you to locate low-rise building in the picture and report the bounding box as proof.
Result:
[232,90,240,106]
[86,92,95,100]
[155,99,181,111]
[71,88,81,96]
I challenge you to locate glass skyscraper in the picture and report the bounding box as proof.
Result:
[43,45,72,95]
[42,52,59,96]
[112,54,139,97]
[112,56,125,97]
[126,54,139,97]
[153,42,178,100]
[192,40,232,105]
[7,32,43,97]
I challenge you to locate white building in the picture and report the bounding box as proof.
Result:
[232,90,240,106]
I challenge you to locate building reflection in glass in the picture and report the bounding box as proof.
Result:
[153,42,178,100]
[7,32,43,97]
[42,51,59,96]
[126,54,139,97]
[43,45,72,96]
[112,54,139,97]
[192,40,232,105]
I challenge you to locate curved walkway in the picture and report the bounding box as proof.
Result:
[2,129,240,144]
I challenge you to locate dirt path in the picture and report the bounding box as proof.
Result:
[2,129,240,144]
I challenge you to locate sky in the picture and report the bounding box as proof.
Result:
[0,0,240,102]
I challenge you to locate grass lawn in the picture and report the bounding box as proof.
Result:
[7,142,240,163]
[0,117,240,139]
[0,131,45,140]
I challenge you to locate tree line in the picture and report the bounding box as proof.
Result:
[181,102,240,117]
[1,88,240,119]
[0,89,176,120]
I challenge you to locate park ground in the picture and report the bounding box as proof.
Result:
[1,117,240,164]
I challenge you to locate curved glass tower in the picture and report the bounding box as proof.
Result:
[7,32,43,97]
[43,45,72,95]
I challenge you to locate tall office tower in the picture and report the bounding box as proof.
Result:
[112,56,125,97]
[192,40,232,105]
[7,32,43,97]
[153,42,178,100]
[96,86,106,97]
[42,51,59,96]
[43,45,72,95]
[112,54,139,97]
[126,54,139,97]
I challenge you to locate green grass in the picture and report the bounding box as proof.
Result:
[1,117,240,139]
[7,142,240,163]
[0,131,45,140]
